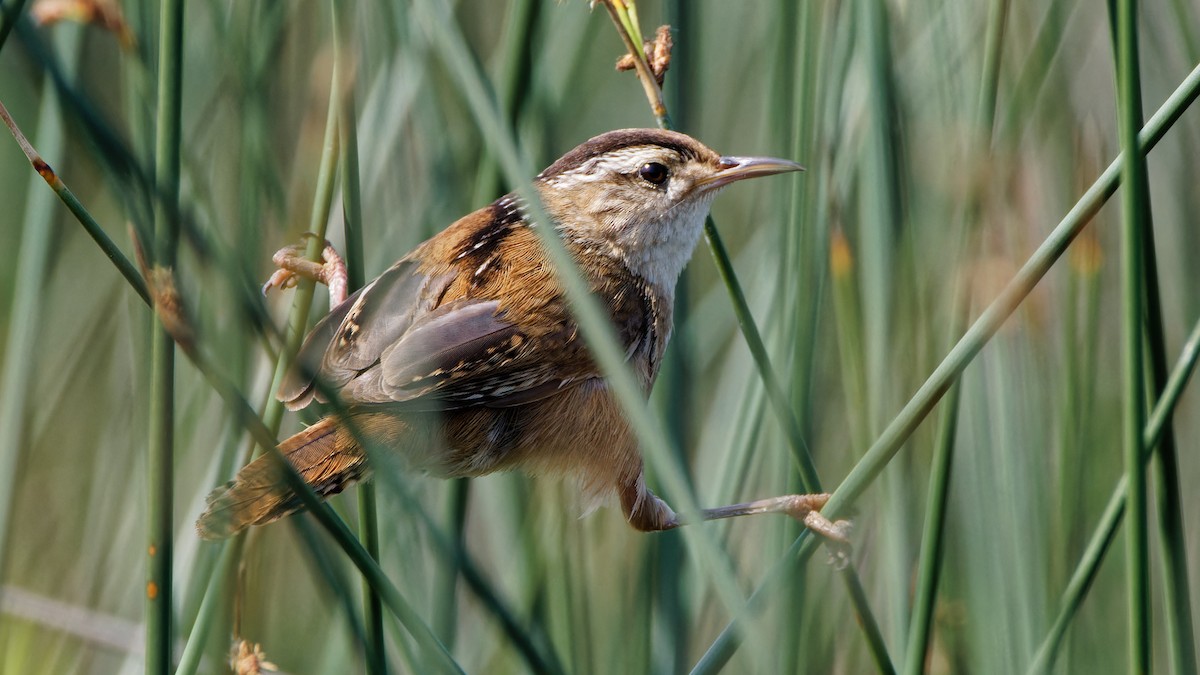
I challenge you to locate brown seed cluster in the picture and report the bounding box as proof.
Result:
[615,25,672,86]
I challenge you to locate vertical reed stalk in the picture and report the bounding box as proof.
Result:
[329,0,384,670]
[174,538,242,675]
[8,3,1200,673]
[411,0,754,631]
[901,383,961,675]
[903,2,1005,668]
[693,60,1200,675]
[1114,0,1150,670]
[598,5,895,670]
[1,45,459,674]
[1027,315,1200,673]
[1138,159,1197,675]
[1117,17,1198,675]
[147,0,184,669]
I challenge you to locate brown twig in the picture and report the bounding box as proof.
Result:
[597,1,669,126]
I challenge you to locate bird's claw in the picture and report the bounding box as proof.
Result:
[780,493,854,566]
[261,256,301,295]
[262,239,349,306]
[803,510,854,568]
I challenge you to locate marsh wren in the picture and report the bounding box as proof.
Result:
[197,128,844,541]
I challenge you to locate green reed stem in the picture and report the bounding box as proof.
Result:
[469,0,537,206]
[692,58,1200,675]
[358,442,566,674]
[0,0,29,53]
[257,66,341,452]
[175,537,243,675]
[903,2,1003,668]
[1136,113,1196,675]
[902,367,963,675]
[600,1,668,126]
[2,54,460,673]
[1027,313,1200,674]
[1146,283,1198,675]
[331,0,386,670]
[253,24,460,672]
[1116,18,1197,675]
[700,222,822,490]
[1114,0,1151,670]
[411,0,756,633]
[597,4,894,670]
[293,476,464,674]
[147,0,184,669]
[0,98,150,304]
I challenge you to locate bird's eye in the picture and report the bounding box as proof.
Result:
[638,162,669,186]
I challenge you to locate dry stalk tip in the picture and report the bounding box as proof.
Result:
[231,640,278,675]
[615,24,672,87]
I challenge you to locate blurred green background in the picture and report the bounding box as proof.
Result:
[1,0,1199,673]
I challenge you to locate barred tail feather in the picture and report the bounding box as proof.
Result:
[196,417,368,539]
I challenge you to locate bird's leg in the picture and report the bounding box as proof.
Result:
[262,235,349,306]
[621,475,852,547]
[693,495,852,545]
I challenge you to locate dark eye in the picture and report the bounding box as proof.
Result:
[638,162,669,185]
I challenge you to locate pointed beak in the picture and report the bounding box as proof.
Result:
[695,156,805,191]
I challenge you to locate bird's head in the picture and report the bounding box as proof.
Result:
[535,128,802,289]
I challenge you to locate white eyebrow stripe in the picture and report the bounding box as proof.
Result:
[544,146,677,187]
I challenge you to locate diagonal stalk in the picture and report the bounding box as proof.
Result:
[410,0,756,635]
[0,0,30,52]
[901,299,968,675]
[1,72,496,675]
[0,99,150,303]
[0,22,81,612]
[692,59,1200,675]
[903,3,1006,669]
[596,4,895,671]
[1027,314,1200,673]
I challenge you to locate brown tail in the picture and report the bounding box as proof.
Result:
[196,417,368,539]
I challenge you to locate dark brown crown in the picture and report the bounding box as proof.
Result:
[537,128,720,180]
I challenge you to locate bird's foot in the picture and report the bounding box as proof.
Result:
[783,495,850,542]
[782,495,853,568]
[805,509,854,569]
[262,234,349,306]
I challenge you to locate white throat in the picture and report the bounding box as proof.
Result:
[555,190,715,291]
[612,192,714,289]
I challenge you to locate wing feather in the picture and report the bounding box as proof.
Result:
[276,201,654,412]
[278,253,588,410]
